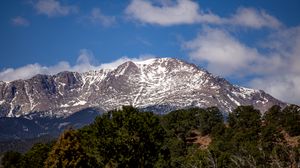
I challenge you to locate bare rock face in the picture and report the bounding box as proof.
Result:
[0,58,285,117]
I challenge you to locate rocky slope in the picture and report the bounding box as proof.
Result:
[0,58,285,117]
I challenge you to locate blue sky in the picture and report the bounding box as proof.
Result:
[0,0,300,104]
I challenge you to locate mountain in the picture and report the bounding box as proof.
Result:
[0,107,102,151]
[0,58,285,118]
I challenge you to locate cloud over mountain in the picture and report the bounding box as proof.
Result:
[184,26,300,104]
[0,49,155,82]
[184,27,260,76]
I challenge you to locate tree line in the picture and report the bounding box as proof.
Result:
[2,105,300,168]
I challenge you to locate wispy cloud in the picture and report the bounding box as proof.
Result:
[184,26,300,104]
[228,7,282,29]
[11,16,30,27]
[81,8,116,27]
[33,0,78,17]
[125,0,281,29]
[0,50,155,82]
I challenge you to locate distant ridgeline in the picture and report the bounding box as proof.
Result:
[2,105,300,168]
[0,107,102,142]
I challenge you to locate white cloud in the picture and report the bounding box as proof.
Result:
[125,0,281,29]
[184,27,260,76]
[34,0,78,17]
[184,26,300,104]
[83,8,116,27]
[251,76,300,105]
[0,50,155,82]
[0,62,70,82]
[228,7,282,29]
[125,0,221,26]
[98,54,156,69]
[249,26,300,104]
[11,16,30,27]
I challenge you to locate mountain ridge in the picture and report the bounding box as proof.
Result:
[0,58,285,117]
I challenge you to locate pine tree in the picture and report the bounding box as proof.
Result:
[44,129,97,168]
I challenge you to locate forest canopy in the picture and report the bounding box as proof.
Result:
[2,105,300,168]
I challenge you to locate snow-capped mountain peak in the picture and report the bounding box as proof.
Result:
[0,58,285,117]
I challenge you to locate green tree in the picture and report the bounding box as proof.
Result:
[44,129,97,168]
[84,106,166,168]
[22,142,53,168]
[264,105,283,126]
[199,107,223,136]
[282,105,300,136]
[260,124,285,154]
[1,151,23,168]
[228,106,261,132]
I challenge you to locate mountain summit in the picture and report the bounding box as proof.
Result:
[0,58,284,117]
